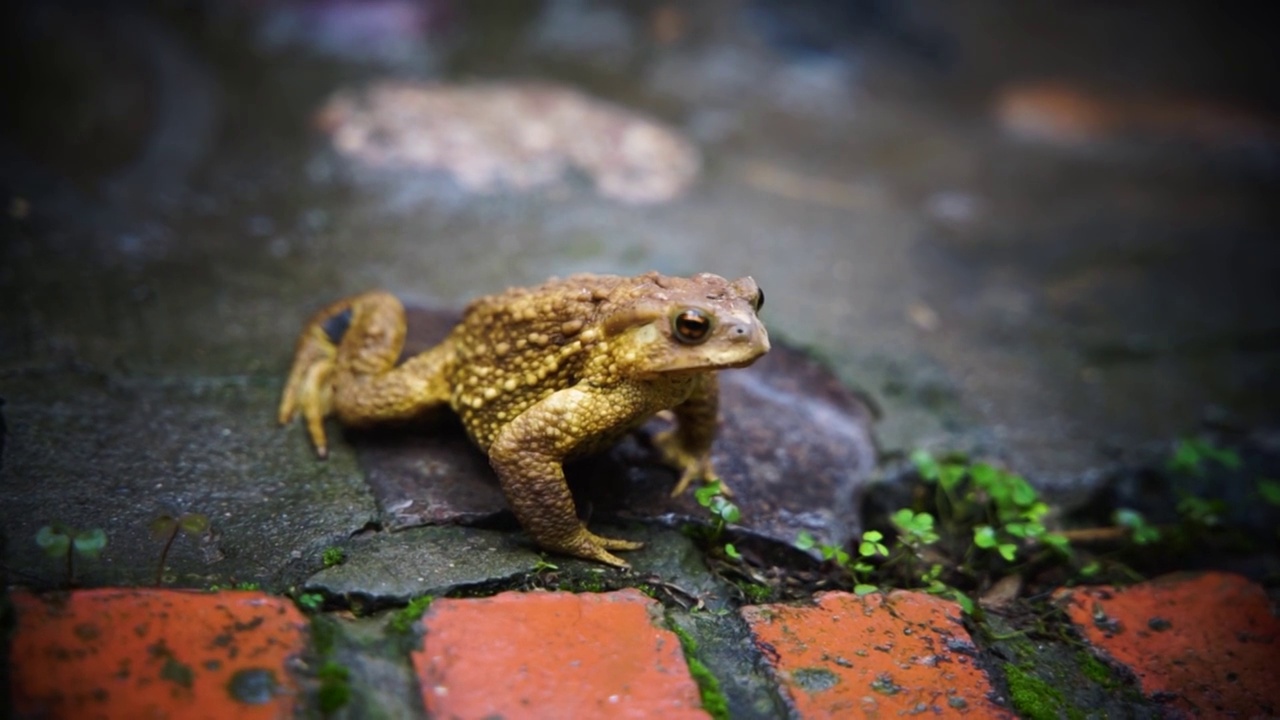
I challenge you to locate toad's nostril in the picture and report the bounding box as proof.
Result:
[726,322,755,341]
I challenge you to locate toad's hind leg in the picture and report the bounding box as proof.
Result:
[278,291,454,457]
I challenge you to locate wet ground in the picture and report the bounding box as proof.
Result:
[2,0,1279,590]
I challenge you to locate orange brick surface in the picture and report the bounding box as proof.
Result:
[10,588,308,720]
[412,588,708,720]
[1058,572,1280,717]
[742,591,1010,719]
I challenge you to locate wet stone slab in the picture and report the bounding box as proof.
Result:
[303,521,740,608]
[302,525,541,606]
[355,306,877,555]
[0,370,376,590]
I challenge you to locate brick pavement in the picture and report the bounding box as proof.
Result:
[6,573,1279,718]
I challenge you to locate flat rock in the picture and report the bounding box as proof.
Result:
[0,371,376,590]
[356,306,877,554]
[303,525,541,605]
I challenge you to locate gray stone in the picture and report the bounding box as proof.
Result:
[311,615,430,720]
[0,371,375,590]
[668,610,792,720]
[303,526,541,605]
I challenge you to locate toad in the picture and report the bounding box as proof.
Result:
[278,272,769,566]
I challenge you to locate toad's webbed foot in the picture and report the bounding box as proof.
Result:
[278,305,354,458]
[549,528,645,568]
[653,427,730,498]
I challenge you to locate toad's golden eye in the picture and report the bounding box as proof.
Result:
[672,309,712,344]
[752,288,765,312]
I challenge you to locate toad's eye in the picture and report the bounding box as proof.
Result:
[752,288,765,312]
[672,309,712,344]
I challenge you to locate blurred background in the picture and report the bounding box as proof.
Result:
[2,0,1278,499]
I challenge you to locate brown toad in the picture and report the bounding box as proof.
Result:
[278,272,769,566]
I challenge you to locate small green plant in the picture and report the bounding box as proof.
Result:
[974,525,1017,562]
[1113,509,1161,545]
[1175,495,1226,528]
[532,557,559,573]
[321,547,346,568]
[795,529,885,595]
[36,523,106,587]
[388,595,434,634]
[150,513,210,586]
[296,592,325,612]
[694,480,741,559]
[910,450,1072,563]
[1259,479,1280,507]
[1167,437,1241,476]
[891,509,939,547]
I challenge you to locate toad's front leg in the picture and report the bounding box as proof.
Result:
[278,291,453,457]
[488,384,651,567]
[653,373,726,497]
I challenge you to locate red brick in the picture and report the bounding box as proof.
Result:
[412,589,708,719]
[10,588,308,720]
[742,591,1010,718]
[1058,572,1280,717]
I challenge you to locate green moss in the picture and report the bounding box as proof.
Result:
[1004,664,1082,720]
[685,654,729,720]
[535,567,618,594]
[321,547,346,568]
[310,615,339,657]
[388,595,434,634]
[317,660,352,714]
[1079,653,1117,688]
[308,613,351,715]
[737,582,772,604]
[669,623,729,720]
[206,581,262,592]
[574,571,608,593]
[670,623,699,652]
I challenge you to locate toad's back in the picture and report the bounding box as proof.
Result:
[442,274,649,449]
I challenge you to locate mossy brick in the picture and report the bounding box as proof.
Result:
[10,588,308,719]
[1057,571,1280,717]
[741,590,1012,718]
[412,588,709,719]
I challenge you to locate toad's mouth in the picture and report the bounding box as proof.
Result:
[644,342,771,377]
